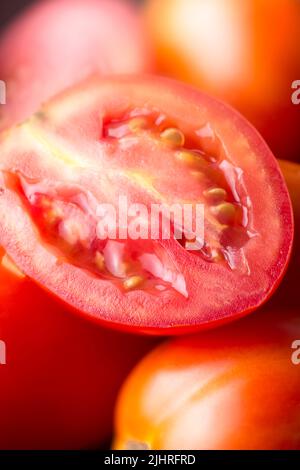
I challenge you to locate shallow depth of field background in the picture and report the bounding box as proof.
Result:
[0,0,141,28]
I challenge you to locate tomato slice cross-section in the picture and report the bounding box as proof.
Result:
[0,76,293,333]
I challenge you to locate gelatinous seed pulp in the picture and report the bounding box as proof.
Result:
[2,109,254,299]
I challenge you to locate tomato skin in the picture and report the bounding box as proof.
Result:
[0,75,293,333]
[0,258,156,450]
[114,308,300,450]
[144,0,300,161]
[279,161,300,226]
[266,161,300,311]
[0,0,153,130]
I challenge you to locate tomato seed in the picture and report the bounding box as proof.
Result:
[176,150,207,169]
[45,207,63,225]
[160,128,185,147]
[211,203,236,225]
[95,251,105,271]
[124,275,144,290]
[128,117,149,132]
[204,187,227,203]
[1,253,25,279]
[190,170,206,182]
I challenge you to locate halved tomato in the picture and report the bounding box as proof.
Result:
[114,308,300,450]
[0,76,293,333]
[0,0,153,130]
[0,251,156,449]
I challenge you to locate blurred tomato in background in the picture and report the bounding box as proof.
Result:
[0,0,153,129]
[144,0,300,161]
[265,160,300,311]
[114,308,300,450]
[0,251,156,449]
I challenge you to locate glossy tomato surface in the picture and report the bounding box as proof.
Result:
[114,309,300,450]
[0,76,293,332]
[266,160,300,311]
[144,0,300,161]
[0,251,155,449]
[280,160,300,225]
[0,0,153,130]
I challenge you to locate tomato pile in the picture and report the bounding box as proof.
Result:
[0,0,299,450]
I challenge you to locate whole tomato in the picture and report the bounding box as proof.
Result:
[280,160,300,224]
[0,0,153,130]
[144,0,300,161]
[114,308,300,450]
[267,160,300,311]
[0,251,155,449]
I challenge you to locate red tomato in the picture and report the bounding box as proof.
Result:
[0,75,293,333]
[144,0,300,161]
[266,160,300,311]
[0,0,153,130]
[279,160,300,226]
[114,309,300,450]
[0,252,156,449]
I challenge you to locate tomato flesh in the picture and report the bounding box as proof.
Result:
[0,76,293,332]
[6,109,253,296]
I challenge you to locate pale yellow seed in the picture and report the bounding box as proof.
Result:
[95,251,105,272]
[121,261,131,275]
[124,275,144,291]
[190,170,206,182]
[204,187,227,203]
[160,128,185,147]
[40,197,52,209]
[176,150,207,169]
[1,253,25,279]
[128,117,149,132]
[211,203,236,224]
[211,248,224,262]
[46,207,63,225]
